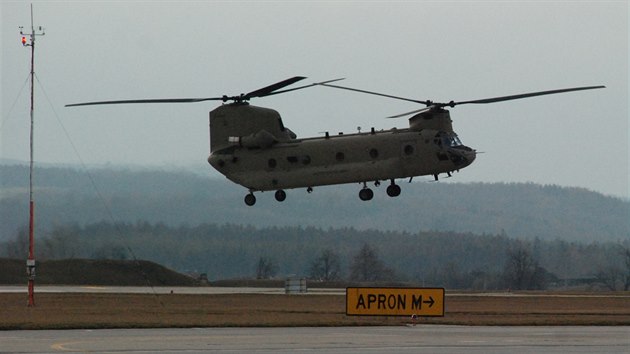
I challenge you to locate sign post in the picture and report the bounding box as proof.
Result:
[346,287,445,317]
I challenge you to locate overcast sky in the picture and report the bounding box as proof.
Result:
[1,1,627,198]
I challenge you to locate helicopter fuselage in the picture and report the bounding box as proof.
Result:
[209,128,475,191]
[207,103,476,200]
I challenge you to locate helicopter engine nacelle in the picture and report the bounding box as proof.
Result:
[229,129,277,149]
[210,103,294,152]
[409,108,453,132]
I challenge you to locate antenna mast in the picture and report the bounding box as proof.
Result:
[19,4,45,308]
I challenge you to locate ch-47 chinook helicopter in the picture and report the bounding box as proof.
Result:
[67,77,604,206]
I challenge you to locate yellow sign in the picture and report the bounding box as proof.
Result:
[346,287,445,317]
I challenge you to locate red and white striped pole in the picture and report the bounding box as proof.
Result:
[20,4,44,307]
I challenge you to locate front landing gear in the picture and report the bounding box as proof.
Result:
[274,189,286,202]
[244,190,287,206]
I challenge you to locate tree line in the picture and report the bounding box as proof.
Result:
[2,221,628,290]
[2,164,628,243]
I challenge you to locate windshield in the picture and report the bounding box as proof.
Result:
[440,133,463,147]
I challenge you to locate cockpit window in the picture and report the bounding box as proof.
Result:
[438,133,463,147]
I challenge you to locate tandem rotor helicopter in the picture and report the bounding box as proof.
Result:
[67,77,604,206]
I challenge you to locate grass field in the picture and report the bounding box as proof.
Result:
[2,291,629,330]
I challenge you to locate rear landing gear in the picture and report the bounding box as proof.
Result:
[244,193,256,206]
[359,184,374,201]
[386,181,401,197]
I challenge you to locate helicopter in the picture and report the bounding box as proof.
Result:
[67,77,604,206]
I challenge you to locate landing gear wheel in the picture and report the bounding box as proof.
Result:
[387,184,401,197]
[274,189,286,202]
[359,188,374,201]
[244,193,256,206]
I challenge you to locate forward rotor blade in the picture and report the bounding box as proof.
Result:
[65,97,223,107]
[454,85,605,106]
[265,78,345,97]
[318,83,430,105]
[244,76,307,99]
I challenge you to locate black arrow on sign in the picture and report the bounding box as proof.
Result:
[423,296,435,308]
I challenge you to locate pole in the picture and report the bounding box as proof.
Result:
[20,4,44,308]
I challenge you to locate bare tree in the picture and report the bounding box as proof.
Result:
[255,257,276,279]
[503,243,547,290]
[595,266,622,291]
[4,227,28,258]
[310,248,341,281]
[621,246,630,291]
[349,243,395,282]
[595,245,630,291]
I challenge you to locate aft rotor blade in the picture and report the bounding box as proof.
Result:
[65,97,224,107]
[387,107,432,119]
[66,76,311,107]
[318,83,430,105]
[454,85,605,106]
[244,76,307,99]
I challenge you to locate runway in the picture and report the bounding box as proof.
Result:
[0,285,342,295]
[1,326,628,354]
[3,285,628,298]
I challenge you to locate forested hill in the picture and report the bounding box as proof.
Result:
[1,164,628,242]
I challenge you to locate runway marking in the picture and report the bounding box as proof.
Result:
[82,286,107,290]
[50,341,82,351]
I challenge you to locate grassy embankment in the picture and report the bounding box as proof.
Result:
[1,292,629,330]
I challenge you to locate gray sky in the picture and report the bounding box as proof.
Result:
[1,1,628,198]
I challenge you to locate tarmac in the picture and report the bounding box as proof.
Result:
[1,325,628,354]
